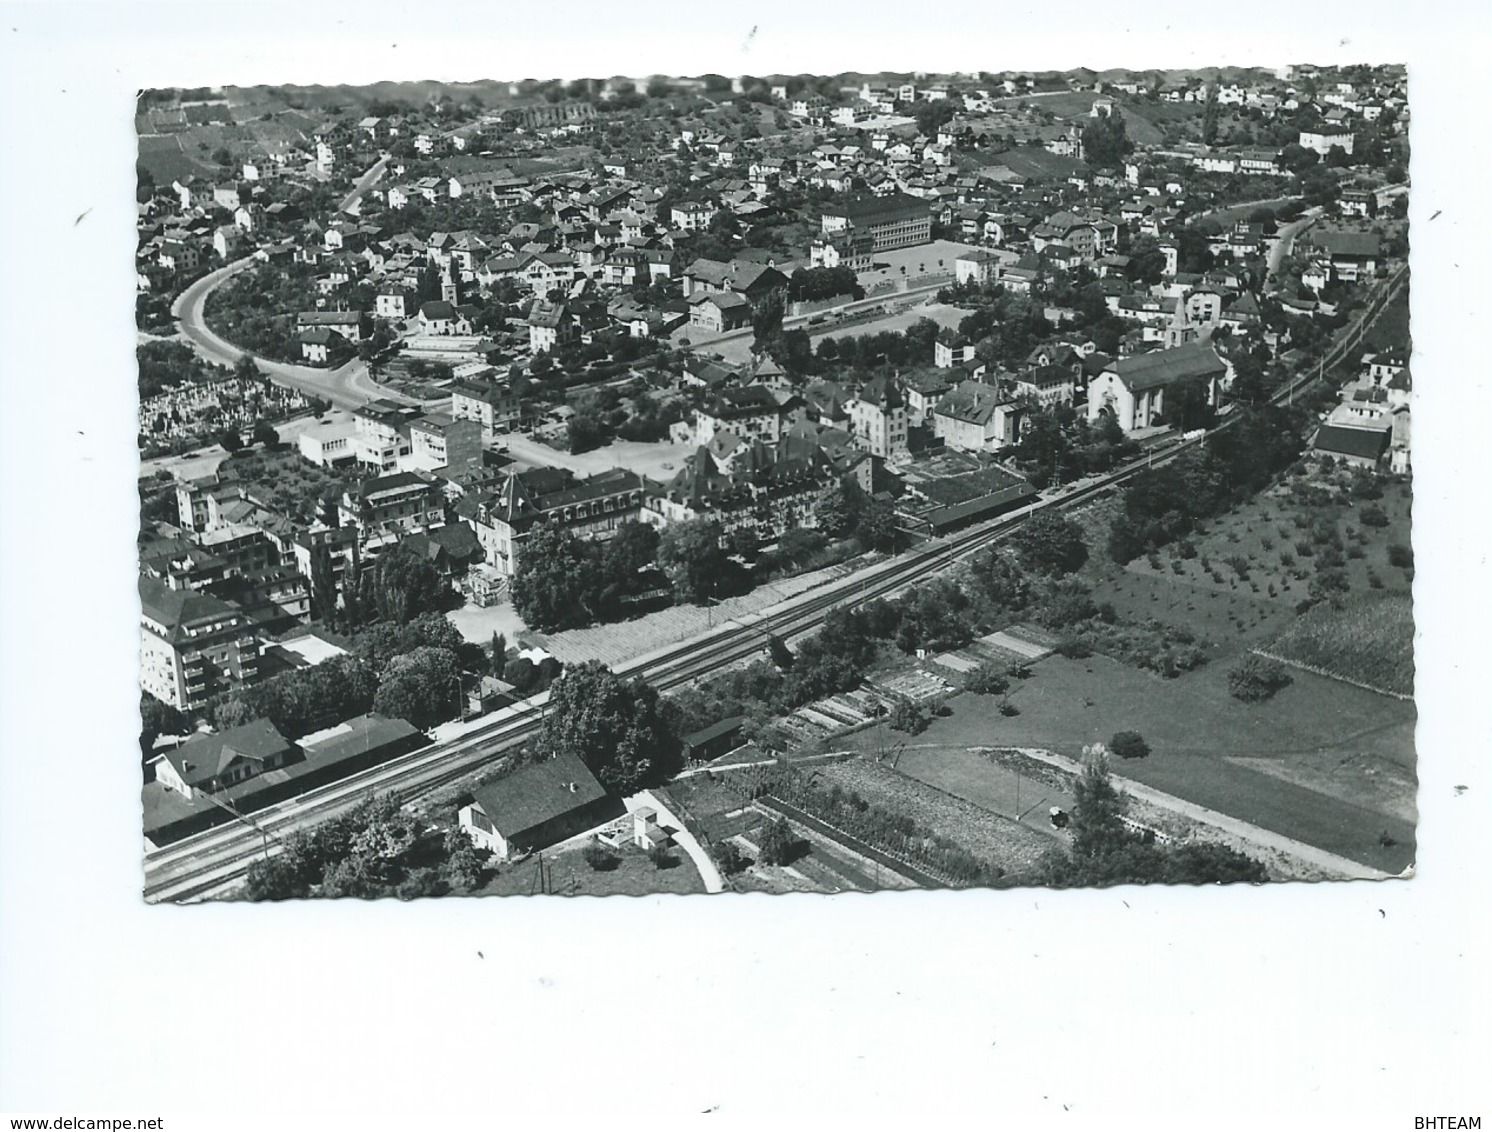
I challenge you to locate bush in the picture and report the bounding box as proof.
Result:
[1387,543,1413,569]
[965,663,1010,696]
[582,841,620,872]
[1056,637,1094,659]
[888,700,928,735]
[1110,730,1150,760]
[1359,504,1389,528]
[715,839,748,876]
[757,816,800,866]
[1229,655,1294,703]
[647,843,677,869]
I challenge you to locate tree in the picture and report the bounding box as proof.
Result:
[372,646,462,728]
[242,834,319,901]
[751,289,785,351]
[1158,374,1217,432]
[309,542,339,623]
[537,661,678,792]
[855,495,900,553]
[757,816,800,866]
[1125,236,1168,286]
[888,699,928,735]
[767,634,795,669]
[1012,511,1089,576]
[510,521,603,632]
[964,662,1010,696]
[1228,349,1272,405]
[440,826,489,890]
[1228,656,1293,703]
[367,545,446,625]
[490,632,508,680]
[911,98,956,137]
[601,519,660,581]
[1067,745,1131,860]
[1200,89,1221,146]
[1082,113,1133,169]
[716,839,747,875]
[567,406,611,453]
[139,692,189,758]
[657,517,727,604]
[582,840,620,871]
[813,479,859,538]
[1298,164,1341,209]
[1109,731,1150,760]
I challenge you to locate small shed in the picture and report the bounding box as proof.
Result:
[681,716,747,764]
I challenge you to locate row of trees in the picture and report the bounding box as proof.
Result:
[513,476,903,636]
[309,540,451,633]
[243,794,490,901]
[213,612,482,736]
[510,519,666,633]
[1010,405,1140,490]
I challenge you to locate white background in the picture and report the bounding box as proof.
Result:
[1,0,1488,1121]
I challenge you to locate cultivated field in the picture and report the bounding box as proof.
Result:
[1267,592,1414,696]
[663,772,923,894]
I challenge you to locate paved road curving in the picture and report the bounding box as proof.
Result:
[168,154,424,412]
[631,790,725,893]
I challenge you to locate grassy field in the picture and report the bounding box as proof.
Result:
[919,458,1418,870]
[808,758,1060,881]
[1090,465,1414,669]
[470,835,706,898]
[871,651,1415,873]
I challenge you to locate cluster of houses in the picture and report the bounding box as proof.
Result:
[137,65,1410,860]
[1310,348,1411,472]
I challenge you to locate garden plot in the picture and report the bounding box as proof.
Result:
[869,669,954,704]
[979,627,1054,661]
[932,651,980,675]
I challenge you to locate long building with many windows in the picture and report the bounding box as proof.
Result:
[820,192,932,252]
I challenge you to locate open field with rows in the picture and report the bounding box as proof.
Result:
[1267,592,1414,696]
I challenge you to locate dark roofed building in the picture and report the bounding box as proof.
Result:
[1312,422,1391,468]
[458,753,622,860]
[819,192,932,251]
[153,718,294,799]
[682,717,748,764]
[143,714,428,848]
[1087,341,1228,433]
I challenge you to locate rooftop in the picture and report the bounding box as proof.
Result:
[467,752,609,838]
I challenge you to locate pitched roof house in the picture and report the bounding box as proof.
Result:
[458,752,621,860]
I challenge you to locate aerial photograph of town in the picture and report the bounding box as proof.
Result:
[135,63,1414,903]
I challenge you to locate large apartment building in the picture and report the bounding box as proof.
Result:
[451,378,521,441]
[139,575,261,712]
[462,467,647,577]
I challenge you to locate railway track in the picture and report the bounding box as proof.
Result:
[144,263,1409,902]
